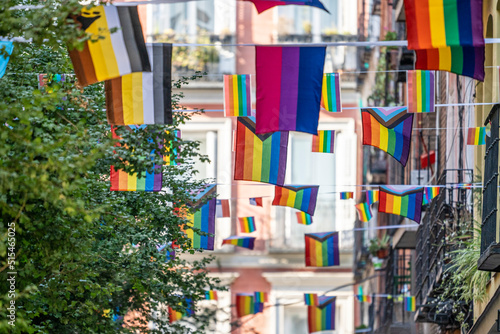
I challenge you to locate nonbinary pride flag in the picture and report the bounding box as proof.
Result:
[234,117,289,186]
[407,70,435,113]
[312,130,335,153]
[105,43,172,125]
[273,185,319,216]
[185,184,217,250]
[307,296,336,333]
[244,0,329,14]
[255,46,326,135]
[224,74,252,117]
[379,186,424,223]
[361,107,414,166]
[305,232,340,267]
[69,5,150,87]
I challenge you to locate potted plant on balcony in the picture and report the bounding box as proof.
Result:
[368,234,391,259]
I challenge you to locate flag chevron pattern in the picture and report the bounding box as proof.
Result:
[321,73,342,112]
[362,107,414,166]
[272,185,319,216]
[234,117,289,186]
[185,184,217,250]
[105,43,172,125]
[224,74,252,116]
[255,46,326,135]
[312,130,335,153]
[305,232,340,267]
[245,0,329,14]
[307,296,336,333]
[222,236,256,249]
[379,186,424,223]
[69,5,150,87]
[407,70,435,113]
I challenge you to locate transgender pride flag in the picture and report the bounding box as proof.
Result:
[255,46,326,135]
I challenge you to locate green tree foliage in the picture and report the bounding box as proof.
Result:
[0,1,221,332]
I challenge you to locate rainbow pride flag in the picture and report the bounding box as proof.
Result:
[312,130,335,153]
[239,217,257,233]
[361,107,414,166]
[222,236,256,250]
[236,293,261,317]
[423,187,440,205]
[364,190,379,205]
[296,212,313,225]
[224,74,252,117]
[205,290,218,301]
[272,185,319,216]
[379,186,424,223]
[355,203,372,222]
[245,0,329,14]
[234,117,288,186]
[340,191,353,200]
[407,70,435,113]
[467,127,487,145]
[185,184,217,250]
[304,293,319,306]
[163,130,181,166]
[356,295,372,303]
[249,197,263,207]
[168,299,193,323]
[321,73,342,112]
[404,296,416,312]
[216,199,231,218]
[68,5,150,87]
[254,291,267,303]
[255,46,326,135]
[305,232,340,267]
[307,296,336,333]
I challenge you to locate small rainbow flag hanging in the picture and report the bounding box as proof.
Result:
[255,46,326,135]
[321,73,342,112]
[239,217,257,233]
[404,296,416,312]
[272,185,319,216]
[365,190,380,206]
[304,293,319,306]
[467,127,487,145]
[422,187,440,205]
[249,197,263,207]
[205,290,218,301]
[305,232,340,267]
[362,107,414,166]
[222,236,256,250]
[355,203,372,222]
[356,295,372,303]
[379,186,424,223]
[185,184,217,250]
[312,130,335,153]
[236,293,258,317]
[163,130,181,166]
[244,0,329,14]
[339,191,354,200]
[307,296,336,333]
[224,74,252,117]
[234,117,289,186]
[168,299,193,323]
[254,291,267,303]
[216,199,231,218]
[407,70,435,113]
[296,212,313,225]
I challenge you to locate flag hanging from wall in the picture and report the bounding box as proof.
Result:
[340,191,354,200]
[304,293,319,306]
[296,212,313,225]
[105,43,172,125]
[216,199,231,218]
[364,190,380,206]
[379,186,424,223]
[239,217,257,233]
[407,70,435,113]
[222,236,256,250]
[404,296,416,312]
[185,184,217,250]
[305,232,340,267]
[361,107,414,166]
[234,117,289,186]
[255,46,326,135]
[273,185,319,216]
[205,290,218,301]
[355,202,372,222]
[321,73,342,112]
[307,296,336,333]
[244,0,329,14]
[0,41,14,79]
[356,295,372,303]
[422,186,440,205]
[467,127,487,145]
[312,130,335,153]
[249,197,263,207]
[69,5,150,87]
[110,126,162,192]
[224,74,252,117]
